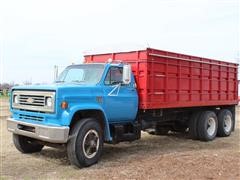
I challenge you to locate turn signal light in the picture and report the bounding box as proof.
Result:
[61,101,68,109]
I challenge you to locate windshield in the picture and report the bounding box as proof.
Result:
[56,64,105,84]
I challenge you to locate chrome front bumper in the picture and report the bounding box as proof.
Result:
[7,118,69,143]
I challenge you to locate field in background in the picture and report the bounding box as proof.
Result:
[0,98,240,179]
[0,98,10,118]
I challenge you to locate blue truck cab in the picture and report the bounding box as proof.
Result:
[7,62,140,167]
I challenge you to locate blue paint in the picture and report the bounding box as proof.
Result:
[10,63,139,141]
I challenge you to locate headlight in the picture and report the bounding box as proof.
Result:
[13,95,19,104]
[46,97,52,106]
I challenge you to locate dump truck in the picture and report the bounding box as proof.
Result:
[7,48,238,168]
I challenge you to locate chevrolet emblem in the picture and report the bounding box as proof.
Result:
[27,97,34,103]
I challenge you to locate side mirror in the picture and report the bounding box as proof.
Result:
[122,64,131,84]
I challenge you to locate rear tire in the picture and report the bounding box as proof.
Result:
[197,111,218,141]
[13,134,44,153]
[217,109,233,137]
[189,111,202,140]
[67,118,103,168]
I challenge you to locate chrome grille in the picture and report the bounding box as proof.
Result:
[12,90,55,113]
[19,114,44,121]
[19,95,45,106]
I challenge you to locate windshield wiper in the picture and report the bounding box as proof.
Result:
[55,80,65,83]
[71,80,85,83]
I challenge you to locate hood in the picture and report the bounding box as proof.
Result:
[12,84,59,91]
[12,83,98,91]
[11,83,103,100]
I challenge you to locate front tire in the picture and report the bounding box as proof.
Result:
[67,118,103,168]
[197,111,218,141]
[13,134,44,153]
[217,109,233,137]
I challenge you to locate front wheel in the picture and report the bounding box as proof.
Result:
[67,118,103,168]
[13,134,44,153]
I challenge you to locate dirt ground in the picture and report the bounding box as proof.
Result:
[0,99,240,179]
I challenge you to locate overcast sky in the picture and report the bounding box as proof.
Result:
[0,0,239,84]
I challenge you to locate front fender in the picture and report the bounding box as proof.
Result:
[61,104,112,141]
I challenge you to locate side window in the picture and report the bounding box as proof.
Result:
[105,67,123,85]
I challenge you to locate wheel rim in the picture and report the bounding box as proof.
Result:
[224,115,232,133]
[207,117,216,136]
[82,129,99,159]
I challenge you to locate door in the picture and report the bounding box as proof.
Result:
[103,66,138,122]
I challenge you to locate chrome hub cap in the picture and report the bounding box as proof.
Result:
[207,117,216,136]
[224,115,232,133]
[82,129,99,159]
